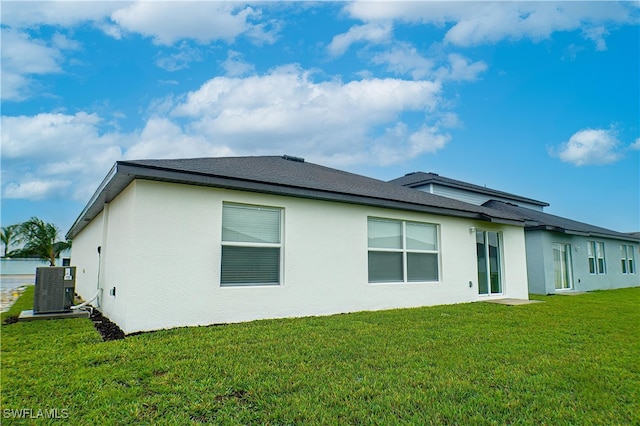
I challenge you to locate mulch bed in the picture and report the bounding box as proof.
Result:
[3,307,126,341]
[3,315,19,325]
[2,295,126,341]
[90,308,126,341]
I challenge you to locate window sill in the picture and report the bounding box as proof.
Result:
[368,281,440,285]
[220,284,282,289]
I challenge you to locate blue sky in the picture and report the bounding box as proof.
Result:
[1,1,639,238]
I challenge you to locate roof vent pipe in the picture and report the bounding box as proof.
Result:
[282,155,305,163]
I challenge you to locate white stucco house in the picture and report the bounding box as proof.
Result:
[390,172,640,294]
[66,156,530,334]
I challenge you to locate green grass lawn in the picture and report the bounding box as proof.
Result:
[1,288,639,425]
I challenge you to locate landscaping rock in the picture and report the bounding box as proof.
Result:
[1,286,27,312]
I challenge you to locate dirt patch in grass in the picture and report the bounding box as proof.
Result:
[213,389,250,404]
[3,315,19,325]
[90,308,125,341]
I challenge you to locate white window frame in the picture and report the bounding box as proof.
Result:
[587,240,606,275]
[220,202,283,287]
[367,217,440,283]
[552,242,573,290]
[476,230,504,295]
[621,244,636,274]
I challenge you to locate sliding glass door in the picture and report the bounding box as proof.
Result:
[477,230,502,295]
[552,243,573,290]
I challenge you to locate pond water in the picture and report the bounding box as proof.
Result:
[0,275,35,290]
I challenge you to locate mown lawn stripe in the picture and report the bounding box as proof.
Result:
[1,287,638,425]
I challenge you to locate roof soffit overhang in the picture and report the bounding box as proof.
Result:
[128,164,525,224]
[67,161,525,239]
[524,225,640,243]
[65,162,136,239]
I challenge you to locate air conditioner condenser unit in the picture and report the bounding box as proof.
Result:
[34,267,76,314]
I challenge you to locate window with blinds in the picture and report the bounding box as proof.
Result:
[221,203,282,286]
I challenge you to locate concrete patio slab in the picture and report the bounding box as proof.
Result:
[555,291,588,296]
[484,298,544,306]
[18,309,90,321]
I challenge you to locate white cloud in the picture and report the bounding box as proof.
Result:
[50,33,82,51]
[1,28,62,100]
[170,66,446,164]
[343,1,635,48]
[1,72,31,102]
[630,138,640,151]
[111,2,276,46]
[328,22,392,57]
[1,1,280,46]
[174,66,440,118]
[221,50,255,77]
[174,66,439,125]
[408,125,450,156]
[155,43,203,72]
[436,112,461,129]
[369,123,451,166]
[95,22,124,40]
[1,2,281,100]
[1,113,124,201]
[3,32,63,75]
[122,117,232,160]
[437,54,488,82]
[582,26,609,51]
[2,66,454,202]
[371,43,434,80]
[0,1,123,28]
[552,128,622,166]
[2,112,103,159]
[371,47,486,83]
[0,28,86,101]
[3,180,71,201]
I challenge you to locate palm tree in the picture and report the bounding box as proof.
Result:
[1,225,20,257]
[8,217,72,266]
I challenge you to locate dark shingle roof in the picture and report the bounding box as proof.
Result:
[390,171,549,207]
[67,156,525,239]
[484,200,639,242]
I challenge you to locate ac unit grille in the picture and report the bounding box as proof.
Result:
[34,267,76,314]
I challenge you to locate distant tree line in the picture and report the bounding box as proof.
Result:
[1,217,71,266]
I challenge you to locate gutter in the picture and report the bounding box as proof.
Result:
[66,163,132,240]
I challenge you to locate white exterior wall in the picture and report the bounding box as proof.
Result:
[72,209,104,301]
[71,183,137,329]
[71,179,529,334]
[98,183,137,328]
